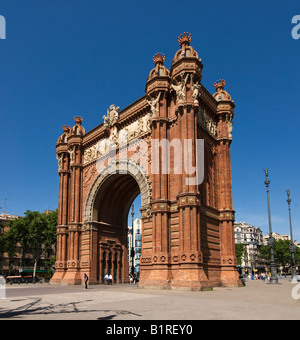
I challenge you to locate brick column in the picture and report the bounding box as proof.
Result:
[61,117,85,285]
[214,80,240,287]
[51,132,70,284]
[174,103,206,288]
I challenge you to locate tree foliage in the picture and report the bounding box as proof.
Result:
[4,210,57,278]
[0,221,5,266]
[259,239,300,268]
[235,243,248,266]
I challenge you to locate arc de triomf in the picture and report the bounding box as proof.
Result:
[51,33,240,290]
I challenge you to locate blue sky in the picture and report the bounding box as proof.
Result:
[0,0,300,240]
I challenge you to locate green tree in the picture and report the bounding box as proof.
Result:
[5,210,57,280]
[43,210,58,253]
[235,244,248,266]
[260,239,300,272]
[44,255,56,279]
[259,245,270,261]
[6,215,30,266]
[275,240,291,269]
[0,221,5,273]
[295,245,300,266]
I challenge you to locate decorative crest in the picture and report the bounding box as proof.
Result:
[178,32,192,47]
[214,79,226,92]
[62,125,70,133]
[153,53,165,66]
[74,116,83,125]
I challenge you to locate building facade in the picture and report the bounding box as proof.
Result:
[128,218,142,275]
[263,233,290,245]
[234,222,264,268]
[51,33,240,290]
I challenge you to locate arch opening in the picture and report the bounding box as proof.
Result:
[93,173,141,284]
[83,160,150,284]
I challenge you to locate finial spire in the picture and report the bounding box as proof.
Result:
[214,79,226,92]
[74,116,83,125]
[178,32,192,47]
[62,125,70,133]
[153,53,166,66]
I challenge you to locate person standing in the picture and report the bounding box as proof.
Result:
[84,273,89,289]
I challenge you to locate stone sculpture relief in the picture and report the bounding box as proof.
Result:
[227,113,233,138]
[84,113,151,164]
[108,104,119,124]
[171,73,189,105]
[102,104,120,127]
[147,92,161,117]
[191,76,202,105]
[197,109,217,136]
[56,154,63,170]
[68,146,75,164]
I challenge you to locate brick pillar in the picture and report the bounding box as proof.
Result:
[61,117,85,285]
[173,99,208,289]
[51,136,70,284]
[214,81,240,287]
[138,53,172,288]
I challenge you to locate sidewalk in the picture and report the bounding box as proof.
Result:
[0,278,299,320]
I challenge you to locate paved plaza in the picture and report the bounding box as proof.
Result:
[0,278,300,320]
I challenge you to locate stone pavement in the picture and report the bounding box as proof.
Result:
[0,278,300,320]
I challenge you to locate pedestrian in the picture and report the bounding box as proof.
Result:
[104,273,109,285]
[108,274,113,285]
[84,273,89,289]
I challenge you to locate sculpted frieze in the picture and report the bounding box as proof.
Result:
[197,109,217,136]
[84,113,151,164]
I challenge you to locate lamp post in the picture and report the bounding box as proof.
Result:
[264,169,278,284]
[130,204,135,277]
[286,190,298,282]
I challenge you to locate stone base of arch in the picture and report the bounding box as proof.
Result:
[138,264,216,291]
[50,270,67,285]
[220,267,242,287]
[138,267,241,290]
[51,264,82,285]
[60,270,82,286]
[51,271,82,286]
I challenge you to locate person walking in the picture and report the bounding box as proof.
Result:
[84,273,89,289]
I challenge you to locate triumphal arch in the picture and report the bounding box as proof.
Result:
[51,33,240,289]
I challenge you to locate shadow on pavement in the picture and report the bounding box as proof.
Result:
[0,297,142,320]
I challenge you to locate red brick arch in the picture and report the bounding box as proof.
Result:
[51,33,241,289]
[83,159,152,223]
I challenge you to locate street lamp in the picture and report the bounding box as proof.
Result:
[264,169,278,284]
[130,204,135,277]
[286,189,298,282]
